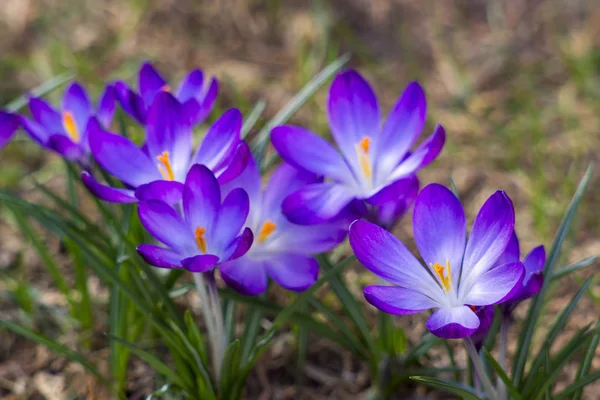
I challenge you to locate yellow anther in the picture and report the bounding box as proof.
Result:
[356,136,372,179]
[430,259,452,292]
[161,84,171,93]
[156,151,175,181]
[62,111,80,142]
[195,227,207,253]
[257,220,277,243]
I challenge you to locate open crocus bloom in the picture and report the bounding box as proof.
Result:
[20,82,115,165]
[271,69,444,225]
[217,156,347,295]
[137,164,253,273]
[349,183,525,339]
[82,91,249,203]
[495,232,546,314]
[114,61,218,126]
[0,111,20,149]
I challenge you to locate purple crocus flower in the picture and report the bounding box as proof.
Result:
[495,232,546,314]
[349,183,525,339]
[216,156,347,295]
[114,62,218,126]
[82,91,249,203]
[0,111,20,149]
[136,164,253,273]
[367,174,419,230]
[19,82,115,165]
[271,69,444,225]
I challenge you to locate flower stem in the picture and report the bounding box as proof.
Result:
[193,271,225,382]
[464,337,498,400]
[497,315,510,399]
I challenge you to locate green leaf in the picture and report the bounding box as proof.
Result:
[108,335,187,389]
[184,310,209,368]
[5,72,73,111]
[481,348,522,400]
[572,321,600,400]
[512,164,593,385]
[409,376,481,399]
[219,339,242,398]
[552,256,599,281]
[241,99,266,138]
[554,371,600,400]
[1,319,111,388]
[252,53,351,165]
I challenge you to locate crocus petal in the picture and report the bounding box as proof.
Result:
[96,85,116,128]
[461,190,515,294]
[226,227,254,261]
[374,82,427,179]
[137,244,182,269]
[145,91,191,181]
[62,82,92,131]
[366,176,418,205]
[182,254,220,273]
[426,306,480,339]
[349,220,443,302]
[471,306,495,350]
[327,70,380,164]
[388,124,445,181]
[216,142,250,184]
[183,164,220,233]
[139,62,167,106]
[462,261,525,306]
[48,134,84,161]
[270,125,353,182]
[176,69,204,102]
[29,98,63,133]
[493,231,520,268]
[413,183,466,287]
[523,245,546,278]
[281,183,355,225]
[364,285,437,315]
[264,253,319,292]
[262,162,321,218]
[81,171,137,203]
[0,112,20,149]
[220,153,262,208]
[212,188,250,251]
[273,223,346,254]
[373,175,419,229]
[220,257,268,296]
[195,109,242,170]
[88,122,160,187]
[138,200,195,251]
[114,81,147,124]
[20,117,50,146]
[135,180,184,205]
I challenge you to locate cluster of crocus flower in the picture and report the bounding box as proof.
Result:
[0,62,547,347]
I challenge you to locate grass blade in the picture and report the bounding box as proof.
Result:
[409,376,480,399]
[572,321,600,400]
[5,72,73,111]
[241,99,266,138]
[481,348,522,400]
[512,164,593,385]
[552,256,598,281]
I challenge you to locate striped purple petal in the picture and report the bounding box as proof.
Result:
[426,306,480,339]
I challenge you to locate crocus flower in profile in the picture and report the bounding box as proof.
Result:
[20,82,115,165]
[137,164,253,273]
[114,61,218,126]
[349,183,525,339]
[82,91,249,203]
[271,69,444,225]
[217,156,347,295]
[0,111,20,149]
[494,232,546,314]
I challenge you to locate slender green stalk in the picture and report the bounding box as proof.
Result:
[464,337,498,400]
[497,315,510,399]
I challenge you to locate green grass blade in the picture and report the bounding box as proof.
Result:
[5,72,73,111]
[512,164,593,385]
[572,321,600,400]
[409,376,481,399]
[1,319,111,388]
[241,99,266,138]
[252,53,351,165]
[555,371,600,400]
[552,256,599,281]
[481,348,522,400]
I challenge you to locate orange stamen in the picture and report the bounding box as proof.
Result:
[161,84,171,93]
[430,259,452,292]
[356,136,372,179]
[62,111,80,142]
[195,227,207,253]
[257,220,277,243]
[156,151,175,181]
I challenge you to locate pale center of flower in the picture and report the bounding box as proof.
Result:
[431,259,452,292]
[257,220,277,243]
[62,111,80,143]
[156,151,175,181]
[355,136,372,180]
[195,227,207,253]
